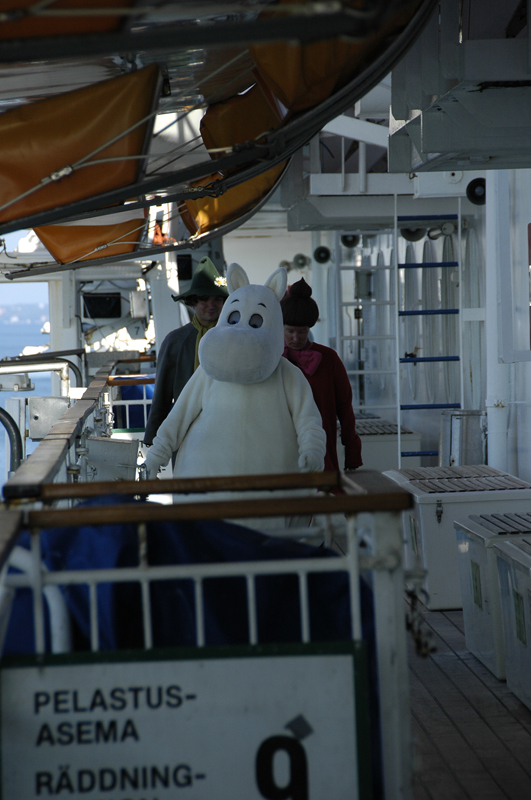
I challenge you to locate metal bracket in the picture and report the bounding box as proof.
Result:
[359,551,402,572]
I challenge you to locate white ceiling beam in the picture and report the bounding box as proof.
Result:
[321,115,388,148]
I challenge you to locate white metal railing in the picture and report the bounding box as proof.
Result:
[0,477,412,800]
[109,378,154,433]
[2,515,362,655]
[0,361,70,396]
[3,361,135,500]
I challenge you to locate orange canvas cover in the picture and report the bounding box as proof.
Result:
[250,39,364,114]
[249,0,422,114]
[0,0,133,39]
[200,83,283,156]
[34,208,148,264]
[0,64,161,225]
[182,84,284,235]
[180,163,286,236]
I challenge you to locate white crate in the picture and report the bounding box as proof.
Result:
[455,513,531,679]
[493,536,531,709]
[384,466,531,610]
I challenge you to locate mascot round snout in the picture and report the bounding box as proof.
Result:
[199,263,286,384]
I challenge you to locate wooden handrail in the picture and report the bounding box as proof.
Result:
[116,354,156,363]
[26,471,411,529]
[38,471,344,501]
[107,374,155,386]
[0,471,411,569]
[26,494,407,529]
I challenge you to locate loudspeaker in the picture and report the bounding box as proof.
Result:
[466,177,486,205]
[313,246,331,263]
[401,228,426,242]
[341,234,360,248]
[293,253,310,268]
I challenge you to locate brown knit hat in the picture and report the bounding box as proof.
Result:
[280,277,319,327]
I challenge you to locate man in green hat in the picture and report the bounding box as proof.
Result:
[144,256,228,445]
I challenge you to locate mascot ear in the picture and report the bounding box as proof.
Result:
[265,267,287,301]
[227,263,249,294]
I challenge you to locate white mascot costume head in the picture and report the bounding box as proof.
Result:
[199,263,286,384]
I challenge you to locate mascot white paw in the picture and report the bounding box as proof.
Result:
[298,451,325,473]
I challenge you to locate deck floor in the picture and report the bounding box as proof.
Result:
[409,606,531,800]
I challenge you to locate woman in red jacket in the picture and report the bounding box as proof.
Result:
[281,278,363,472]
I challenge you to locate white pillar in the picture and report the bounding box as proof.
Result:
[484,171,510,471]
[48,274,79,395]
[148,254,190,352]
[311,231,332,346]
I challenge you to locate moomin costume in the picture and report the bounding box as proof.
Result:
[145,264,326,481]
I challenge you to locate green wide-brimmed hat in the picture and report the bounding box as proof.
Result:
[171,256,228,302]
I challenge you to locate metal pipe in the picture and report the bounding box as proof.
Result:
[2,358,81,388]
[8,546,72,653]
[485,171,510,471]
[5,553,370,587]
[54,359,82,388]
[3,348,84,361]
[458,197,465,413]
[30,531,45,655]
[0,407,23,473]
[0,361,70,395]
[393,193,401,467]
[298,572,310,643]
[2,350,84,387]
[246,575,258,645]
[358,141,367,193]
[346,516,362,640]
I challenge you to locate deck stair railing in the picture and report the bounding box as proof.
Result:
[334,202,464,468]
[396,211,463,464]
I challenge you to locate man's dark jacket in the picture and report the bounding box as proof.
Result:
[144,322,197,445]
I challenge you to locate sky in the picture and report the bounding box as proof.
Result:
[1,231,49,305]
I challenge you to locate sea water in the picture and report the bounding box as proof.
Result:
[0,320,52,485]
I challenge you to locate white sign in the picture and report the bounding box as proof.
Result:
[1,651,359,799]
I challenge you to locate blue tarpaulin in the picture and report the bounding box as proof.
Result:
[4,495,355,652]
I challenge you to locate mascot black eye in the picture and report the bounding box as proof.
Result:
[249,314,263,329]
[228,310,241,324]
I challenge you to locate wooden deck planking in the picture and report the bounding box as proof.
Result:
[459,652,531,737]
[411,717,467,800]
[427,610,531,738]
[441,609,465,635]
[410,606,531,800]
[410,665,509,799]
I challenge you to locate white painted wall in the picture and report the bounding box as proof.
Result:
[223,228,312,285]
